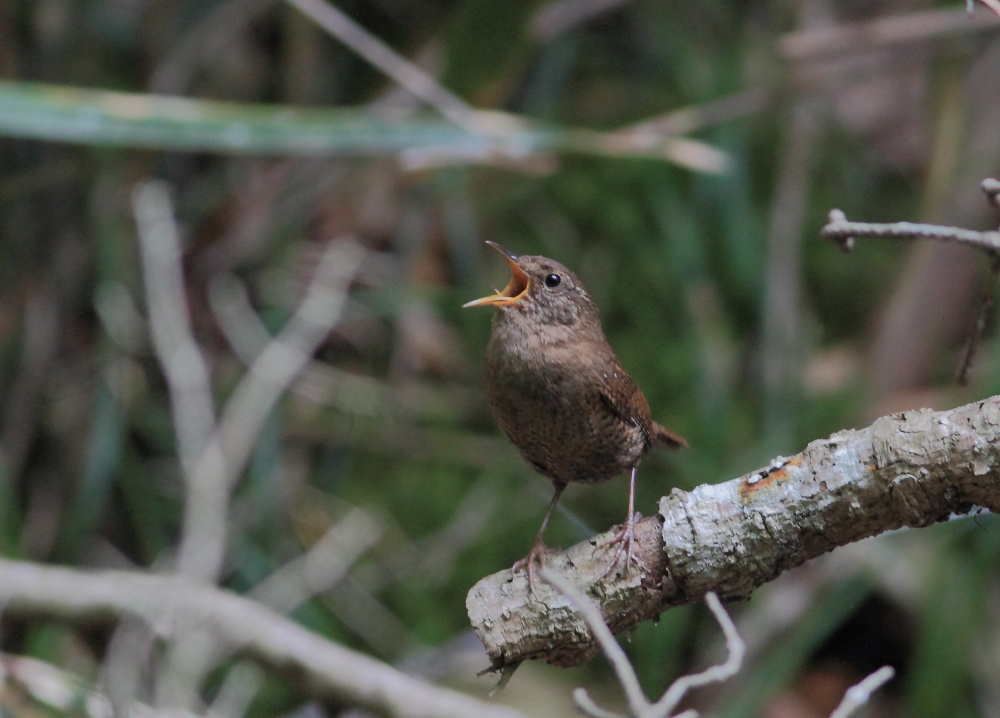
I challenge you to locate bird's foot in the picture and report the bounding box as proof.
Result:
[596,511,641,580]
[512,538,552,595]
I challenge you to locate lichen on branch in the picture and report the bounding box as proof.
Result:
[468,395,1000,669]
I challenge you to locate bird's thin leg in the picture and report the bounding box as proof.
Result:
[513,482,567,591]
[598,465,639,579]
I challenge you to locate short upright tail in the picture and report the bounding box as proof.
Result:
[652,422,687,448]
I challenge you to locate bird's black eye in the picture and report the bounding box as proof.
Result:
[544,273,561,288]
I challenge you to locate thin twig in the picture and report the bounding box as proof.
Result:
[571,688,627,718]
[0,653,203,718]
[287,0,728,173]
[539,569,648,716]
[652,593,744,717]
[211,236,365,491]
[133,181,216,486]
[975,0,1000,18]
[250,507,382,614]
[955,252,1000,385]
[983,177,1000,208]
[617,88,773,138]
[355,477,501,592]
[205,662,263,718]
[0,559,526,718]
[135,185,367,706]
[541,567,743,718]
[150,507,380,705]
[825,182,1000,386]
[559,128,730,175]
[828,665,895,718]
[781,6,1000,60]
[176,236,365,582]
[284,0,478,131]
[821,209,1000,254]
[100,618,157,716]
[208,272,387,416]
[530,0,630,41]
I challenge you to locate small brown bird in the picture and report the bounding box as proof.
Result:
[464,241,685,586]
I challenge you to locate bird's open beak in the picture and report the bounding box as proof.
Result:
[462,241,530,308]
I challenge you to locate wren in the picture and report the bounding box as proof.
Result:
[464,241,685,588]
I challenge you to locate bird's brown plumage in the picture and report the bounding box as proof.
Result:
[464,241,685,587]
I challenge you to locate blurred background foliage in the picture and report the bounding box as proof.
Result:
[1,0,1000,716]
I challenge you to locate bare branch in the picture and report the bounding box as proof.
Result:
[0,654,202,718]
[283,0,478,131]
[780,6,1000,60]
[206,662,264,718]
[975,0,1000,19]
[144,508,383,712]
[250,507,382,614]
[653,593,744,717]
[540,569,646,716]
[100,618,157,716]
[133,181,216,489]
[540,571,744,718]
[822,181,1000,386]
[283,0,728,174]
[531,0,631,41]
[133,189,369,707]
[984,177,1000,208]
[955,253,1000,385]
[176,235,365,582]
[572,688,628,718]
[0,559,526,718]
[208,272,388,417]
[821,209,1000,254]
[828,665,895,718]
[469,395,1000,668]
[617,89,773,145]
[211,237,365,493]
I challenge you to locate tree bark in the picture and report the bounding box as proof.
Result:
[468,394,1000,669]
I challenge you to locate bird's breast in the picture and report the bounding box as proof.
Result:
[483,330,648,485]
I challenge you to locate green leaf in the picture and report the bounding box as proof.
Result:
[0,80,727,172]
[0,80,542,157]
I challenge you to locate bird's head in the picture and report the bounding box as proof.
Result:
[462,242,599,329]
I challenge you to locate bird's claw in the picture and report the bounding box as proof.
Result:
[596,511,640,580]
[512,539,551,595]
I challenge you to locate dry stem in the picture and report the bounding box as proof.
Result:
[0,559,525,718]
